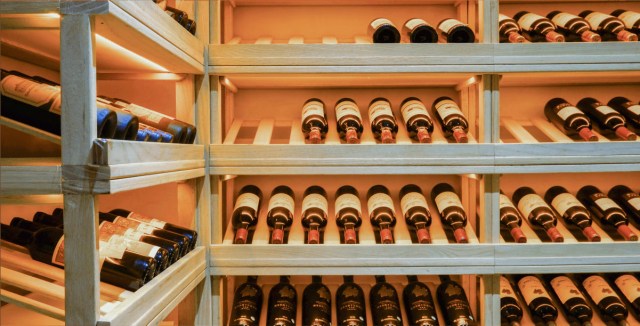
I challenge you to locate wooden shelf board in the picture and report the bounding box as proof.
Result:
[0,159,62,195]
[500,71,640,87]
[210,265,495,276]
[229,0,466,5]
[0,1,60,14]
[495,242,640,267]
[1,116,61,145]
[494,163,640,174]
[93,140,204,167]
[495,264,640,274]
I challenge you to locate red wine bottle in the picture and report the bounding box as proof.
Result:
[98,221,169,274]
[368,18,400,43]
[608,96,640,129]
[544,275,593,326]
[512,187,564,242]
[370,275,403,326]
[577,97,636,140]
[231,185,262,244]
[368,98,398,144]
[9,217,51,232]
[500,276,524,326]
[366,185,397,244]
[403,275,439,326]
[432,96,469,143]
[611,9,640,35]
[437,275,477,326]
[266,276,297,326]
[335,98,364,144]
[301,186,329,244]
[544,98,598,141]
[97,96,140,140]
[579,10,638,42]
[109,208,198,250]
[97,226,157,283]
[336,275,366,326]
[513,11,565,42]
[335,186,363,244]
[301,98,329,144]
[577,274,630,325]
[165,6,188,25]
[431,183,469,243]
[437,18,475,43]
[97,220,179,265]
[544,186,601,242]
[184,18,197,35]
[401,97,434,143]
[499,14,526,43]
[138,123,174,143]
[608,185,640,224]
[302,276,332,326]
[516,275,559,326]
[576,185,638,241]
[546,11,601,42]
[399,184,433,244]
[499,192,527,243]
[610,273,640,318]
[136,129,151,141]
[266,186,295,244]
[229,276,262,326]
[402,18,438,43]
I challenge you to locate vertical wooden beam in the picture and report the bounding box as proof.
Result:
[195,0,211,44]
[481,0,499,44]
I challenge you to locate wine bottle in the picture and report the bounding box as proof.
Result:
[611,9,640,35]
[366,185,397,244]
[336,275,366,326]
[437,275,477,326]
[109,208,198,250]
[368,98,398,144]
[513,11,565,42]
[301,98,329,144]
[152,0,167,10]
[335,98,364,144]
[608,185,640,224]
[610,273,640,317]
[499,14,526,43]
[138,123,174,143]
[516,275,559,326]
[9,217,50,232]
[301,186,329,244]
[499,192,527,243]
[399,184,433,244]
[577,274,630,325]
[97,96,140,140]
[431,183,469,244]
[231,185,262,244]
[97,220,180,265]
[165,6,187,25]
[546,11,601,42]
[500,276,524,326]
[368,18,400,43]
[402,18,438,43]
[32,211,63,227]
[577,97,637,140]
[303,276,332,326]
[512,187,564,242]
[370,275,403,326]
[266,186,295,244]
[437,18,476,43]
[545,275,594,326]
[229,276,263,326]
[544,98,598,142]
[608,96,640,129]
[400,97,434,143]
[184,18,197,35]
[266,276,297,326]
[136,129,151,142]
[97,225,157,282]
[432,96,469,143]
[404,275,438,326]
[576,185,638,241]
[335,185,363,244]
[579,10,638,42]
[544,186,601,242]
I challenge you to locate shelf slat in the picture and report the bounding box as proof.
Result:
[0,159,62,195]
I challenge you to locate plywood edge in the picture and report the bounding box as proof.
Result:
[92,139,204,165]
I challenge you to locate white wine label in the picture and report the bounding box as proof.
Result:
[371,18,394,30]
[434,191,464,214]
[115,101,167,124]
[435,99,463,120]
[123,239,160,258]
[498,14,512,22]
[551,276,586,303]
[585,12,611,29]
[128,212,167,228]
[595,105,617,115]
[627,104,640,115]
[0,75,61,113]
[400,192,429,216]
[368,100,394,121]
[123,228,145,241]
[135,223,157,234]
[302,193,329,214]
[50,94,62,114]
[367,192,395,213]
[615,274,640,302]
[500,276,518,300]
[268,193,295,213]
[556,106,583,120]
[517,13,545,30]
[583,275,621,304]
[52,236,65,267]
[518,276,551,304]
[628,197,640,210]
[98,233,127,260]
[401,100,430,123]
[335,193,362,214]
[234,193,260,212]
[335,101,362,121]
[438,18,464,33]
[405,18,427,31]
[302,101,325,120]
[618,11,640,29]
[551,193,585,217]
[594,197,619,211]
[551,12,579,27]
[499,194,516,210]
[517,194,548,218]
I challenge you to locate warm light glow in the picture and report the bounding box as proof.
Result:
[44,12,61,19]
[221,77,238,93]
[95,34,169,72]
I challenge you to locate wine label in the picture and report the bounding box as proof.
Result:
[367,192,395,213]
[595,105,617,115]
[618,11,640,29]
[52,236,65,267]
[371,18,394,30]
[128,212,167,228]
[551,12,579,27]
[123,228,145,241]
[550,276,586,303]
[583,275,621,304]
[405,18,427,31]
[517,13,545,30]
[614,274,640,302]
[584,12,611,29]
[113,217,156,234]
[517,194,549,218]
[302,193,328,214]
[627,104,640,115]
[625,196,640,211]
[302,100,325,120]
[518,276,551,304]
[335,193,362,214]
[268,193,295,213]
[113,101,169,125]
[0,75,61,113]
[434,191,464,214]
[594,197,620,211]
[498,14,512,23]
[401,100,430,123]
[335,100,362,121]
[124,239,160,258]
[98,231,127,260]
[234,193,260,212]
[500,276,518,300]
[438,18,464,33]
[400,192,429,216]
[551,193,585,217]
[368,100,394,121]
[556,105,583,121]
[499,194,516,210]
[434,99,463,120]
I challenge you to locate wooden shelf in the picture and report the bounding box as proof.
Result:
[0,158,62,195]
